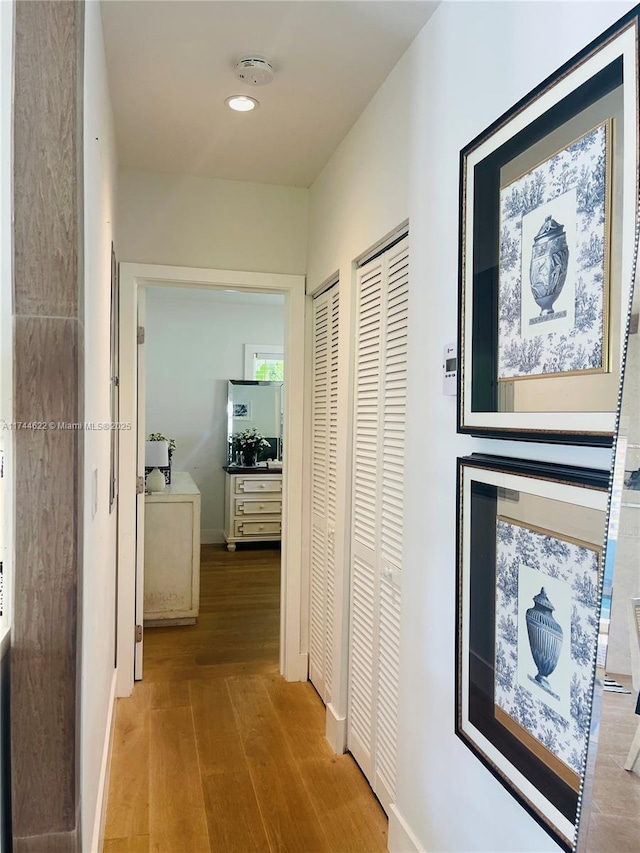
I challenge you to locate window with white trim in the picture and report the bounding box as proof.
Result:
[244,343,284,381]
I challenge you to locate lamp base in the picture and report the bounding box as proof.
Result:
[146,467,166,493]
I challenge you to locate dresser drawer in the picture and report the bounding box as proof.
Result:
[235,476,282,495]
[235,497,282,516]
[234,519,281,537]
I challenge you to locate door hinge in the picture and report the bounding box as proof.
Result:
[136,475,145,495]
[135,625,143,643]
[137,325,145,344]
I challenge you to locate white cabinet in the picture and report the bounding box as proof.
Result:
[144,472,201,626]
[223,470,282,550]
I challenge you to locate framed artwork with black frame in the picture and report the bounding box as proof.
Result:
[458,7,640,444]
[455,454,609,850]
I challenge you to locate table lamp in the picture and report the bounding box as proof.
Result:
[145,440,169,492]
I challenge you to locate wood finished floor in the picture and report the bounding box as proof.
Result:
[104,544,388,853]
[586,673,640,852]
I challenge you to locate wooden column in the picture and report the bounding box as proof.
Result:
[12,2,84,850]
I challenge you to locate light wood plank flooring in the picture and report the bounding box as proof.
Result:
[104,544,388,853]
[586,674,640,852]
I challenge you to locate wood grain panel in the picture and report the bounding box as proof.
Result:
[149,707,210,852]
[296,757,388,852]
[150,681,191,710]
[201,771,270,853]
[228,675,331,852]
[227,675,294,767]
[189,679,246,775]
[104,838,150,853]
[12,327,78,835]
[262,674,329,763]
[12,0,84,848]
[239,757,331,853]
[104,683,151,840]
[194,642,278,667]
[14,831,78,853]
[143,652,279,684]
[13,0,81,318]
[14,316,79,421]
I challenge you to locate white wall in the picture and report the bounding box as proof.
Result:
[145,289,284,542]
[306,2,631,851]
[82,2,119,848]
[117,168,308,274]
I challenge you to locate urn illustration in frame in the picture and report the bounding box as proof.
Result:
[529,215,569,316]
[525,586,563,700]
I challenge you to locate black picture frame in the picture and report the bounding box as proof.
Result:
[455,454,610,849]
[457,7,640,445]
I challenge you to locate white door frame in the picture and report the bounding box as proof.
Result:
[116,262,308,698]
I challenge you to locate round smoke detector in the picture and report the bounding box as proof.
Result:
[234,57,274,86]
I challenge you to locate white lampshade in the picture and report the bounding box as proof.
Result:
[145,440,169,468]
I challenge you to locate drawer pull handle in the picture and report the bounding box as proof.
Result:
[259,525,264,530]
[258,484,265,488]
[259,503,264,509]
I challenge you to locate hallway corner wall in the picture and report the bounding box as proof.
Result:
[117,168,309,276]
[82,2,119,848]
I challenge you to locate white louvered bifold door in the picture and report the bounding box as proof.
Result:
[309,283,339,703]
[348,236,408,812]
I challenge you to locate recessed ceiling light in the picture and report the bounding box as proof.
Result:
[226,95,259,112]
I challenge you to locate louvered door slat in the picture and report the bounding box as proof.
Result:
[309,519,327,694]
[309,283,339,705]
[348,555,376,753]
[381,240,407,572]
[309,294,329,697]
[375,577,402,804]
[349,236,408,811]
[324,286,340,700]
[353,259,381,555]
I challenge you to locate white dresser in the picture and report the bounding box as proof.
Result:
[144,471,201,625]
[223,468,282,551]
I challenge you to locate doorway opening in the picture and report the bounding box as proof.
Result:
[141,284,285,679]
[116,263,307,698]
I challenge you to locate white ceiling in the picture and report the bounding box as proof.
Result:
[100,0,438,187]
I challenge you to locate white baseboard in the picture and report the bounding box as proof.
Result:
[201,528,224,544]
[325,702,347,754]
[283,651,308,682]
[296,652,309,681]
[388,804,426,853]
[89,669,118,853]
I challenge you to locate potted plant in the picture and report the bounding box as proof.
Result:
[148,432,176,483]
[231,427,270,467]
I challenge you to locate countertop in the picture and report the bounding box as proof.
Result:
[223,464,283,475]
[146,471,201,497]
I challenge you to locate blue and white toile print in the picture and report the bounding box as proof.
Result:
[498,123,609,379]
[494,517,600,774]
